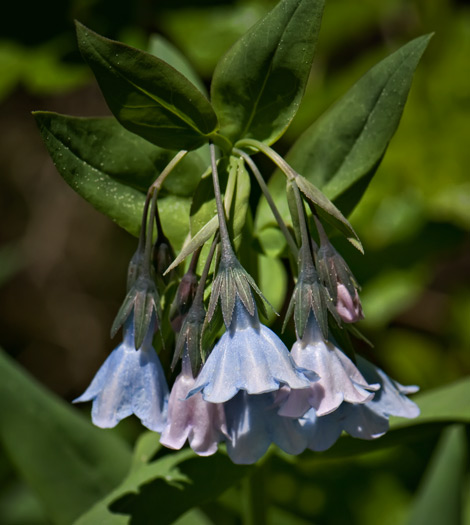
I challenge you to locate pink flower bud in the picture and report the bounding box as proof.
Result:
[336,283,364,323]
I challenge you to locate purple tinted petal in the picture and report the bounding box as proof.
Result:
[160,372,227,456]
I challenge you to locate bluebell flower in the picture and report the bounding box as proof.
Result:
[299,356,420,451]
[160,352,228,456]
[356,356,420,420]
[278,313,378,418]
[189,298,310,403]
[74,313,169,431]
[224,391,308,464]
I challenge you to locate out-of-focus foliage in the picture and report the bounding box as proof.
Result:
[0,0,469,524]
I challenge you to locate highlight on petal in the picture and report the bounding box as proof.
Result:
[74,314,169,432]
[224,391,308,465]
[189,298,309,403]
[160,371,228,456]
[279,314,378,417]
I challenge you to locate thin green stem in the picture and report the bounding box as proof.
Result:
[143,189,158,274]
[193,234,219,306]
[210,143,233,259]
[149,149,188,193]
[234,147,298,258]
[235,138,297,180]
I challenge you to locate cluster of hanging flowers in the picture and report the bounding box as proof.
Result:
[75,143,419,465]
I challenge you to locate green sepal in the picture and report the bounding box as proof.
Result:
[111,271,161,349]
[201,303,224,364]
[172,302,205,376]
[283,243,330,339]
[75,21,218,151]
[206,253,274,329]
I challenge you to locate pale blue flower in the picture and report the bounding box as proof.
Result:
[278,314,378,418]
[189,298,310,403]
[300,357,420,450]
[160,353,228,456]
[224,391,308,464]
[74,313,169,431]
[356,356,420,420]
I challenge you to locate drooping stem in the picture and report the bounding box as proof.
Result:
[210,143,233,259]
[149,150,188,193]
[143,189,159,274]
[138,191,152,254]
[141,150,189,273]
[233,147,298,258]
[235,138,297,180]
[193,234,219,306]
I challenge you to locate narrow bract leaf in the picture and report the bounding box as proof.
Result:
[295,175,363,252]
[211,0,324,145]
[76,21,218,150]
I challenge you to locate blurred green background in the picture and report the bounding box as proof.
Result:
[0,0,469,523]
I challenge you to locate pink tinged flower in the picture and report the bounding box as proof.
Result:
[188,298,310,403]
[336,283,364,323]
[73,314,169,432]
[278,314,379,418]
[160,355,228,456]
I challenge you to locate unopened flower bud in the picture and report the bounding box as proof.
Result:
[336,283,364,323]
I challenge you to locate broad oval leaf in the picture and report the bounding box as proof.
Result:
[211,0,324,145]
[34,111,193,249]
[255,34,432,252]
[0,349,131,525]
[75,21,218,151]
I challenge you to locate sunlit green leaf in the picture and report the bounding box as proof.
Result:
[255,34,432,252]
[211,0,324,145]
[75,22,218,151]
[0,350,131,525]
[33,111,194,249]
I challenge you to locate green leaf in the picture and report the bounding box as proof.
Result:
[286,33,432,215]
[211,0,324,145]
[147,34,207,97]
[295,175,363,252]
[406,425,467,525]
[255,34,431,251]
[75,21,218,151]
[74,450,252,525]
[33,111,194,249]
[0,350,132,525]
